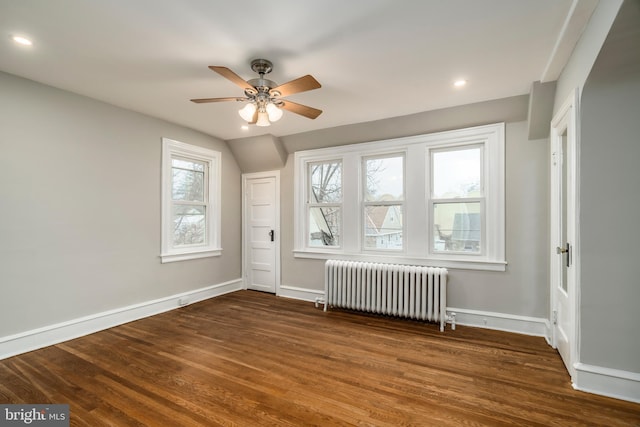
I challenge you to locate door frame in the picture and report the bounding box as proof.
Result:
[242,170,281,294]
[549,88,580,380]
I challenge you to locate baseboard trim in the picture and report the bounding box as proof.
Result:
[275,291,549,339]
[278,285,324,302]
[573,362,640,403]
[0,279,243,360]
[447,307,549,337]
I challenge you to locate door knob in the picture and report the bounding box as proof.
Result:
[556,243,571,267]
[269,230,275,242]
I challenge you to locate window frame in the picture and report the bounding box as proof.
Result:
[161,138,221,263]
[429,144,485,256]
[362,153,405,252]
[306,159,343,250]
[293,123,505,271]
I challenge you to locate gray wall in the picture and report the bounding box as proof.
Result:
[0,72,242,337]
[280,97,550,318]
[553,0,623,110]
[578,0,640,373]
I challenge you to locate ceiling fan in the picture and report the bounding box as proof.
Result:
[190,59,322,127]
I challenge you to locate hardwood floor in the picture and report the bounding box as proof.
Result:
[1,290,638,426]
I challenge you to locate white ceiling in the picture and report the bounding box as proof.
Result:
[0,0,592,141]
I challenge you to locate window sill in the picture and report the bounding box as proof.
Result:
[293,250,506,272]
[160,248,222,264]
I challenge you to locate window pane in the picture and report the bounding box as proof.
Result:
[173,205,206,246]
[433,202,481,253]
[365,156,403,202]
[433,147,481,198]
[172,165,205,202]
[310,162,341,203]
[309,207,340,247]
[172,158,205,172]
[364,205,403,249]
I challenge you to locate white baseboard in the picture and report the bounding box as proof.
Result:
[573,362,640,403]
[278,285,324,302]
[0,279,243,360]
[447,307,549,338]
[278,291,550,339]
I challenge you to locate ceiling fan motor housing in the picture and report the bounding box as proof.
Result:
[250,59,273,76]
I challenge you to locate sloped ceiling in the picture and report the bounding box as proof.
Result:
[0,0,596,141]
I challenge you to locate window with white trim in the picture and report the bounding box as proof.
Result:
[307,160,342,248]
[430,145,483,254]
[293,123,505,271]
[161,138,221,263]
[363,154,404,251]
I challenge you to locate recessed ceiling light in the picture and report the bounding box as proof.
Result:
[454,79,467,88]
[12,35,33,46]
[241,125,249,131]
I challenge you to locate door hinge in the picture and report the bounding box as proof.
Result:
[552,310,558,325]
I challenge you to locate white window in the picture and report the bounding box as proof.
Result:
[307,160,342,248]
[294,123,505,271]
[430,145,483,254]
[363,154,404,251]
[161,138,221,263]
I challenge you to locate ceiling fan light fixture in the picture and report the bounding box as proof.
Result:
[192,59,322,125]
[256,111,270,127]
[238,103,256,122]
[266,102,283,122]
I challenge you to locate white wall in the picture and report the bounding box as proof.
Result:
[0,72,242,338]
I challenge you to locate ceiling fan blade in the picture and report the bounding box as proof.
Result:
[209,66,255,92]
[190,97,245,103]
[280,100,322,119]
[270,75,321,97]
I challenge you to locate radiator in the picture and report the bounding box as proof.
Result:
[323,260,451,331]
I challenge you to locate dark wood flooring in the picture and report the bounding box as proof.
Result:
[1,290,638,426]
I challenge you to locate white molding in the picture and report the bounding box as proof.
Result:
[161,137,222,263]
[549,88,580,379]
[573,363,640,403]
[293,123,506,271]
[242,170,281,295]
[160,248,222,263]
[292,251,507,272]
[0,279,243,360]
[278,285,325,302]
[540,0,599,82]
[446,307,549,337]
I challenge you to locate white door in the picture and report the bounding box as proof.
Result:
[243,172,279,293]
[550,89,578,379]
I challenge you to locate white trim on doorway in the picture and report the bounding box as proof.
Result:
[549,87,580,382]
[242,170,281,294]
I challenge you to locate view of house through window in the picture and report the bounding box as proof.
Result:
[431,146,483,253]
[363,155,404,250]
[293,123,505,270]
